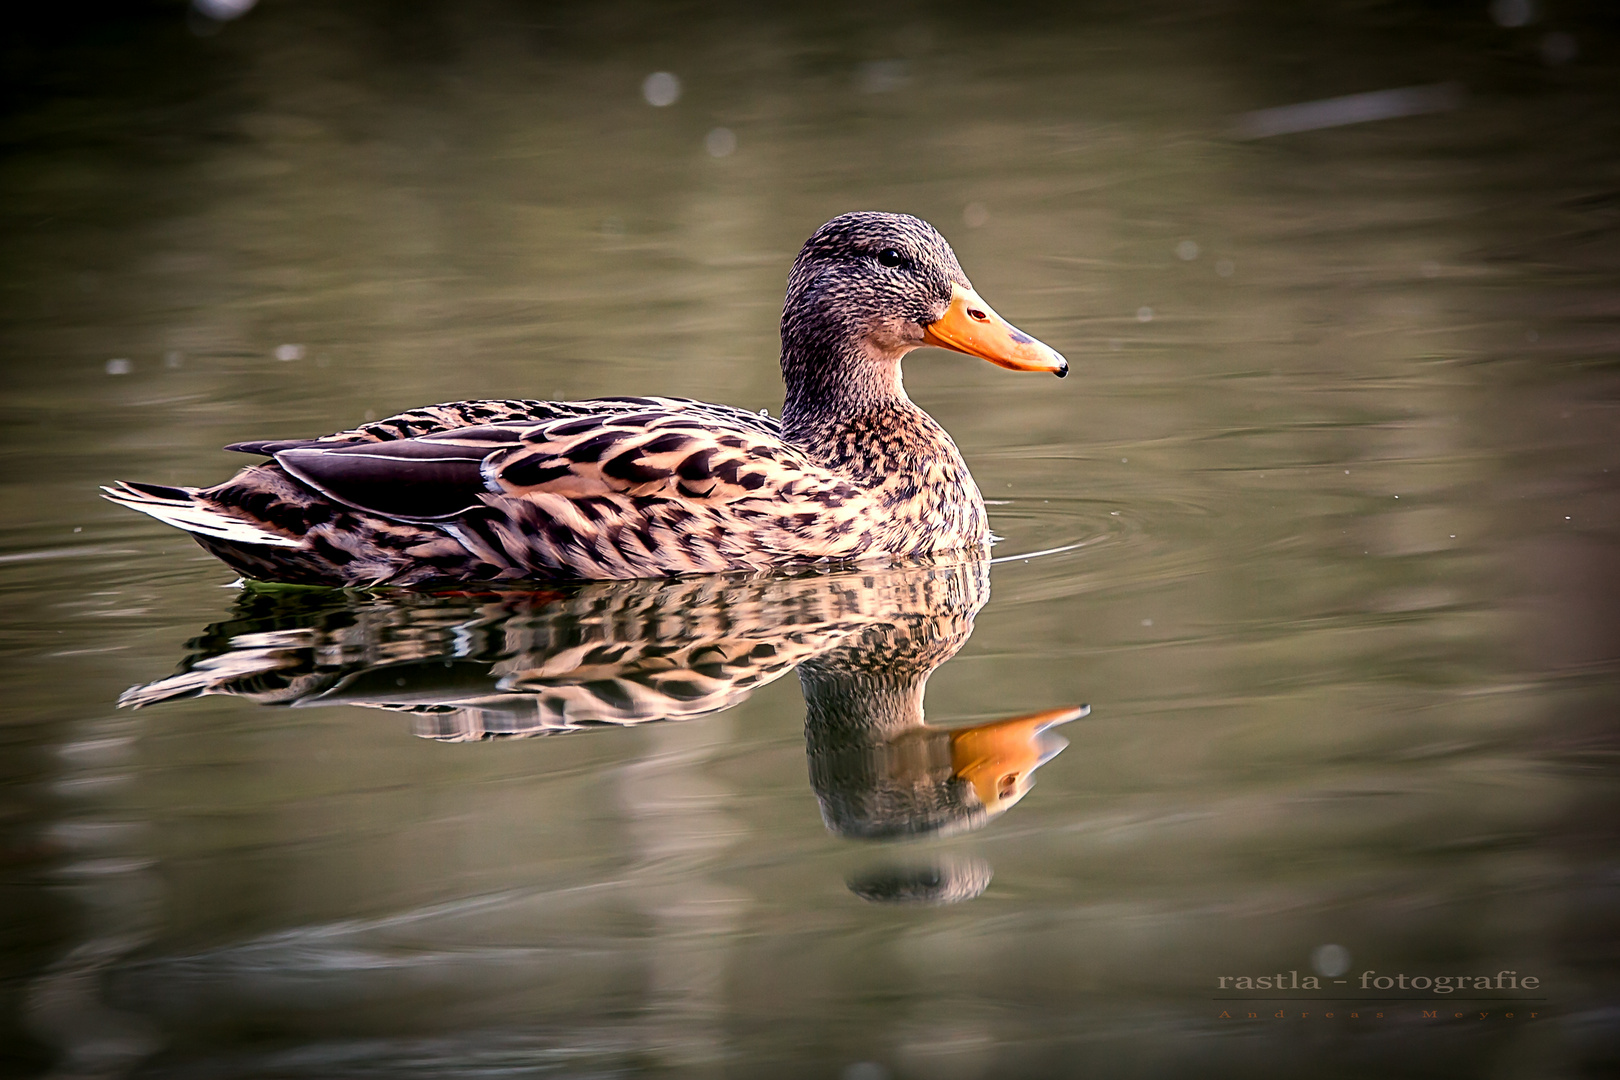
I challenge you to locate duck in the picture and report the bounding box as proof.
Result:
[103,211,1067,586]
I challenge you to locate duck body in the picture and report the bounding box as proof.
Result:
[104,213,1066,586]
[109,392,987,585]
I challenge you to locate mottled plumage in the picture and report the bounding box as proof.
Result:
[104,212,1067,585]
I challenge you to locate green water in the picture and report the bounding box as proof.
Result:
[3,2,1618,1077]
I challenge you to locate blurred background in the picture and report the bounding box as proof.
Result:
[2,1,1618,1077]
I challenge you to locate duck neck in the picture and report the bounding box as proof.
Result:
[799,658,929,738]
[780,337,923,457]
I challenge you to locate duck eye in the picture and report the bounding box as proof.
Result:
[877,248,903,268]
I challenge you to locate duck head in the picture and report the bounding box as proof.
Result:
[780,211,1067,426]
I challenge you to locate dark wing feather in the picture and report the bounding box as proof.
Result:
[274,429,521,520]
[225,438,328,456]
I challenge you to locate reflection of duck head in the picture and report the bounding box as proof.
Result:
[801,626,1083,840]
[847,854,995,906]
[950,706,1081,816]
[122,558,1080,843]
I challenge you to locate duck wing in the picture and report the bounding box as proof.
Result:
[266,400,874,577]
[272,425,525,521]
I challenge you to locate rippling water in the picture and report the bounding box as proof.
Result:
[3,2,1618,1077]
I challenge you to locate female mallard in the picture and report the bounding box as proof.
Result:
[103,212,1067,585]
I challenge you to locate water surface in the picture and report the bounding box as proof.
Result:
[3,3,1618,1077]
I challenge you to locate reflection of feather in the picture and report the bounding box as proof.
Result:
[120,561,992,741]
[117,628,326,709]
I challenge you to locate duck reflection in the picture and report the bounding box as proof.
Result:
[847,854,996,906]
[123,560,1081,885]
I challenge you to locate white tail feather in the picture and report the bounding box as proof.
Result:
[101,485,303,548]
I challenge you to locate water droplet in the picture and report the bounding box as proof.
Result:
[1215,259,1235,278]
[842,1063,889,1080]
[1541,31,1577,65]
[642,72,681,107]
[193,0,257,21]
[105,358,131,375]
[274,343,305,362]
[962,202,989,228]
[704,127,737,157]
[1176,239,1199,261]
[1313,944,1351,977]
[1489,0,1536,28]
[1136,306,1153,323]
[856,60,908,94]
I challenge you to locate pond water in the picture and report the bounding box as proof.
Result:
[3,2,1618,1077]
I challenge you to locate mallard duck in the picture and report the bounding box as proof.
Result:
[103,212,1067,585]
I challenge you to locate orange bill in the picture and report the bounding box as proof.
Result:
[948,704,1086,813]
[920,283,1068,376]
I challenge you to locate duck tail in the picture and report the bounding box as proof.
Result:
[100,480,303,549]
